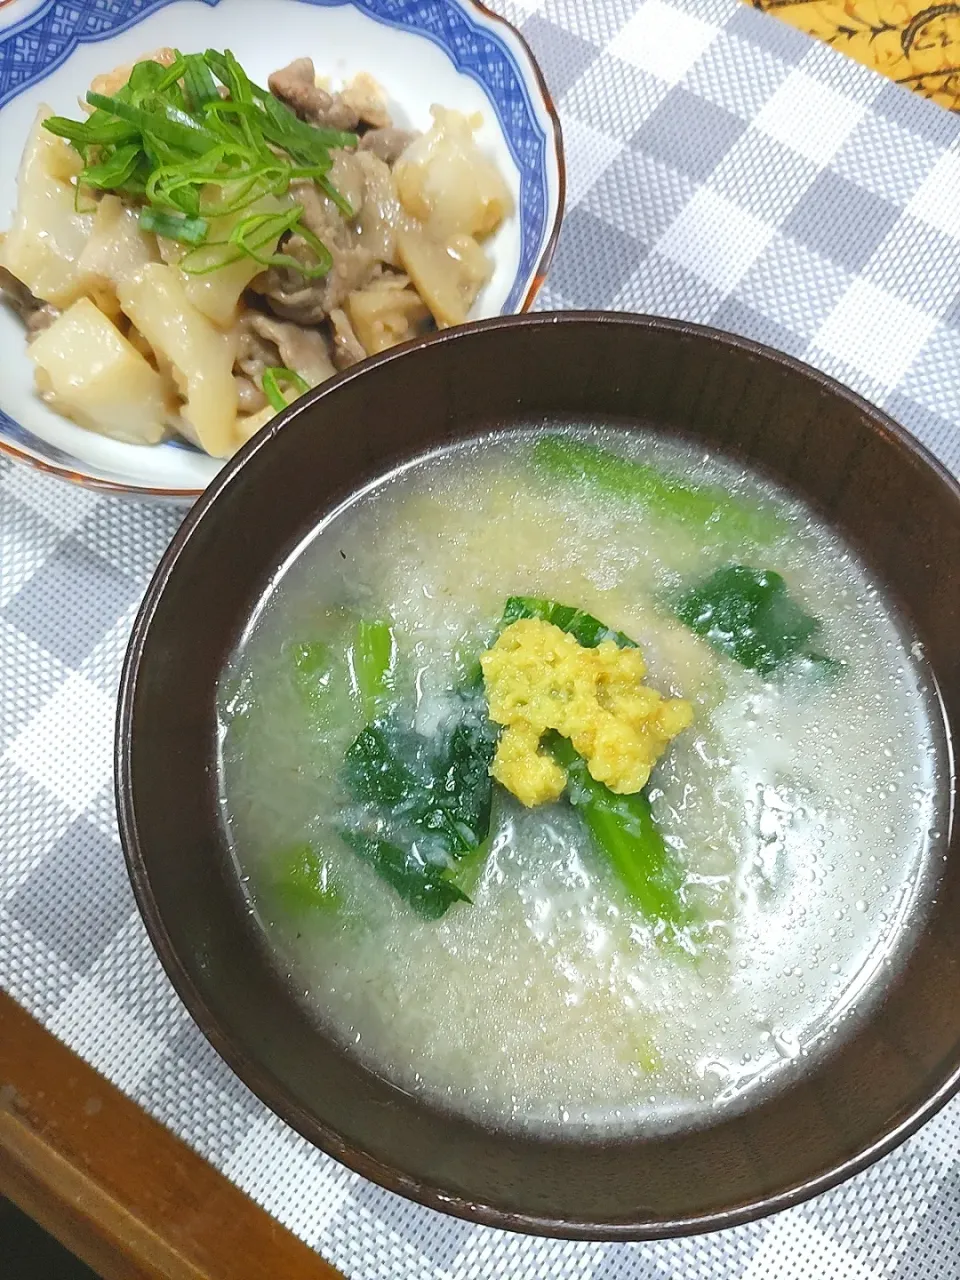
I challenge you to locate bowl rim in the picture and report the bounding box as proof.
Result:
[0,0,566,500]
[117,310,960,1240]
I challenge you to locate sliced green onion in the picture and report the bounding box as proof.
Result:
[140,132,182,169]
[220,48,256,105]
[81,142,143,190]
[197,169,286,218]
[215,173,291,216]
[252,81,358,150]
[119,155,152,198]
[73,182,99,216]
[127,59,175,95]
[287,219,333,277]
[262,366,311,412]
[43,114,139,146]
[42,49,352,277]
[256,90,358,164]
[85,91,219,155]
[147,152,291,220]
[202,96,338,166]
[139,207,210,244]
[181,53,220,112]
[144,146,231,212]
[218,49,259,150]
[202,49,238,91]
[180,204,298,274]
[226,205,332,279]
[178,237,244,275]
[153,55,188,96]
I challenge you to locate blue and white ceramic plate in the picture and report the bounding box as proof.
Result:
[0,0,564,499]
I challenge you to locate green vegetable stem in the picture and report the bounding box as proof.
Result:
[271,844,342,913]
[549,736,688,930]
[533,437,785,543]
[289,617,396,723]
[349,619,397,719]
[262,367,311,413]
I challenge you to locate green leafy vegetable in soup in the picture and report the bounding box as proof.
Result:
[548,734,689,931]
[502,596,639,650]
[271,844,341,913]
[349,619,398,720]
[341,831,471,920]
[533,437,786,543]
[675,566,830,675]
[341,697,497,916]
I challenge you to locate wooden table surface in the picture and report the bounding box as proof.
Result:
[0,990,344,1280]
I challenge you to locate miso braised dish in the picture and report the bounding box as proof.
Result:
[219,430,941,1132]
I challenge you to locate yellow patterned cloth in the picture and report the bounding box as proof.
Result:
[752,0,960,110]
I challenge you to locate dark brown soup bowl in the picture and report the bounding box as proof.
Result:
[117,312,960,1240]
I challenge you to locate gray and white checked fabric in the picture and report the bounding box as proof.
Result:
[2,0,960,1276]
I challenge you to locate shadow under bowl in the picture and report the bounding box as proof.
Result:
[117,312,960,1240]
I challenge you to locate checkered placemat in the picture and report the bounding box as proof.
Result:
[3,1,960,1277]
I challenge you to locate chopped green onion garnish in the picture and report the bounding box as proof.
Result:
[139,207,210,244]
[84,91,219,155]
[80,142,143,190]
[43,49,351,279]
[43,114,139,146]
[181,53,220,112]
[262,367,311,412]
[127,59,176,95]
[278,217,333,278]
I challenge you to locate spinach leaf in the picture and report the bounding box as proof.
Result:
[675,566,824,676]
[344,722,423,812]
[344,713,496,852]
[341,691,496,917]
[502,596,638,649]
[340,832,470,920]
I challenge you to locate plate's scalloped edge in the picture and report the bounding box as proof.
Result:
[0,0,565,498]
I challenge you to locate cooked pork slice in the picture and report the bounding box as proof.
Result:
[268,58,360,131]
[253,231,377,324]
[359,127,418,166]
[234,375,267,414]
[329,307,367,369]
[246,313,336,386]
[236,323,277,385]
